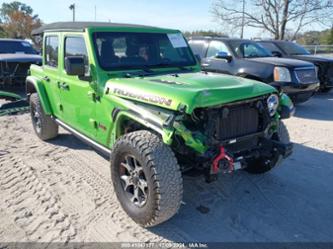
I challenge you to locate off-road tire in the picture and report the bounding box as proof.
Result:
[110,130,183,227]
[245,121,290,174]
[30,93,58,141]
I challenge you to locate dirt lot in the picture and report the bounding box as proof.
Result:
[0,92,333,243]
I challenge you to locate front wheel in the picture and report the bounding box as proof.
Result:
[245,121,290,174]
[30,93,58,141]
[110,130,183,227]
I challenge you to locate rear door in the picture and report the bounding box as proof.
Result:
[58,34,97,138]
[42,34,62,117]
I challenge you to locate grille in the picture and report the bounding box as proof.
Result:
[216,104,259,141]
[295,68,317,84]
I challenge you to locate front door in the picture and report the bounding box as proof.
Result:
[59,35,96,138]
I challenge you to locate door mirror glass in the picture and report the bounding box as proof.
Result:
[65,56,85,76]
[215,51,232,62]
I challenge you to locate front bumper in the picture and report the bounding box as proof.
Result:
[208,137,293,178]
[272,81,320,103]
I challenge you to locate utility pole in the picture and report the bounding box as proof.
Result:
[69,4,75,22]
[94,5,96,21]
[240,0,245,39]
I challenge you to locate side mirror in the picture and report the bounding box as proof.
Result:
[215,51,232,62]
[65,56,85,76]
[272,51,282,57]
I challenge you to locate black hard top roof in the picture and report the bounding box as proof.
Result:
[31,22,163,35]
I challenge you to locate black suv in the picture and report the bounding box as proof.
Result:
[0,38,41,88]
[258,40,333,92]
[188,37,319,103]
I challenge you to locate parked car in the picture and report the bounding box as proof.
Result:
[258,40,333,92]
[188,37,319,103]
[28,22,294,227]
[0,38,42,88]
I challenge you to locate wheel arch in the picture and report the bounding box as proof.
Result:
[26,76,53,115]
[110,110,174,147]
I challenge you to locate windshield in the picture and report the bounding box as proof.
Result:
[0,40,37,54]
[278,42,310,55]
[229,41,272,58]
[92,32,196,71]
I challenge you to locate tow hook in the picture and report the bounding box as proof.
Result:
[212,147,233,174]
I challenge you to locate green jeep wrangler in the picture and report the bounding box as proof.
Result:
[27,22,294,227]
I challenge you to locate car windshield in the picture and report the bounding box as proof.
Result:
[278,42,310,55]
[229,41,272,58]
[92,32,196,71]
[0,40,37,54]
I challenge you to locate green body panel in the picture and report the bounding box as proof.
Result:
[29,24,293,154]
[280,93,294,109]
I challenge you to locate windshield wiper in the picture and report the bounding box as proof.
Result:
[122,66,156,78]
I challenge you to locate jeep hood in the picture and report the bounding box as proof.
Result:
[105,72,276,114]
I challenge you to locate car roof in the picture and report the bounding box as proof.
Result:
[32,22,175,35]
[259,40,291,43]
[189,36,253,43]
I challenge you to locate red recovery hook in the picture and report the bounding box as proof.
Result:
[212,147,234,174]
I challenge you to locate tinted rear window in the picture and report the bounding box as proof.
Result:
[0,40,36,54]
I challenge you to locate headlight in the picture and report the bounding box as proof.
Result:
[267,94,279,116]
[274,67,291,82]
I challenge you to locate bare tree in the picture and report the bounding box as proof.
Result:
[211,0,333,40]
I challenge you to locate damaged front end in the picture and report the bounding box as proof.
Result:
[171,93,294,182]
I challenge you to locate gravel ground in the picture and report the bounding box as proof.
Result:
[0,92,333,243]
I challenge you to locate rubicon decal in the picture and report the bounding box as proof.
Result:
[113,88,173,107]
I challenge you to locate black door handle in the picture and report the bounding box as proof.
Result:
[43,76,50,82]
[57,82,70,90]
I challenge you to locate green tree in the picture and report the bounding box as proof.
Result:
[0,1,41,39]
[183,30,228,38]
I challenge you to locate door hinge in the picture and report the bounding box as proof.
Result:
[88,91,100,102]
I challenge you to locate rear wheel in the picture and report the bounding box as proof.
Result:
[245,121,290,174]
[30,93,58,141]
[110,130,183,227]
